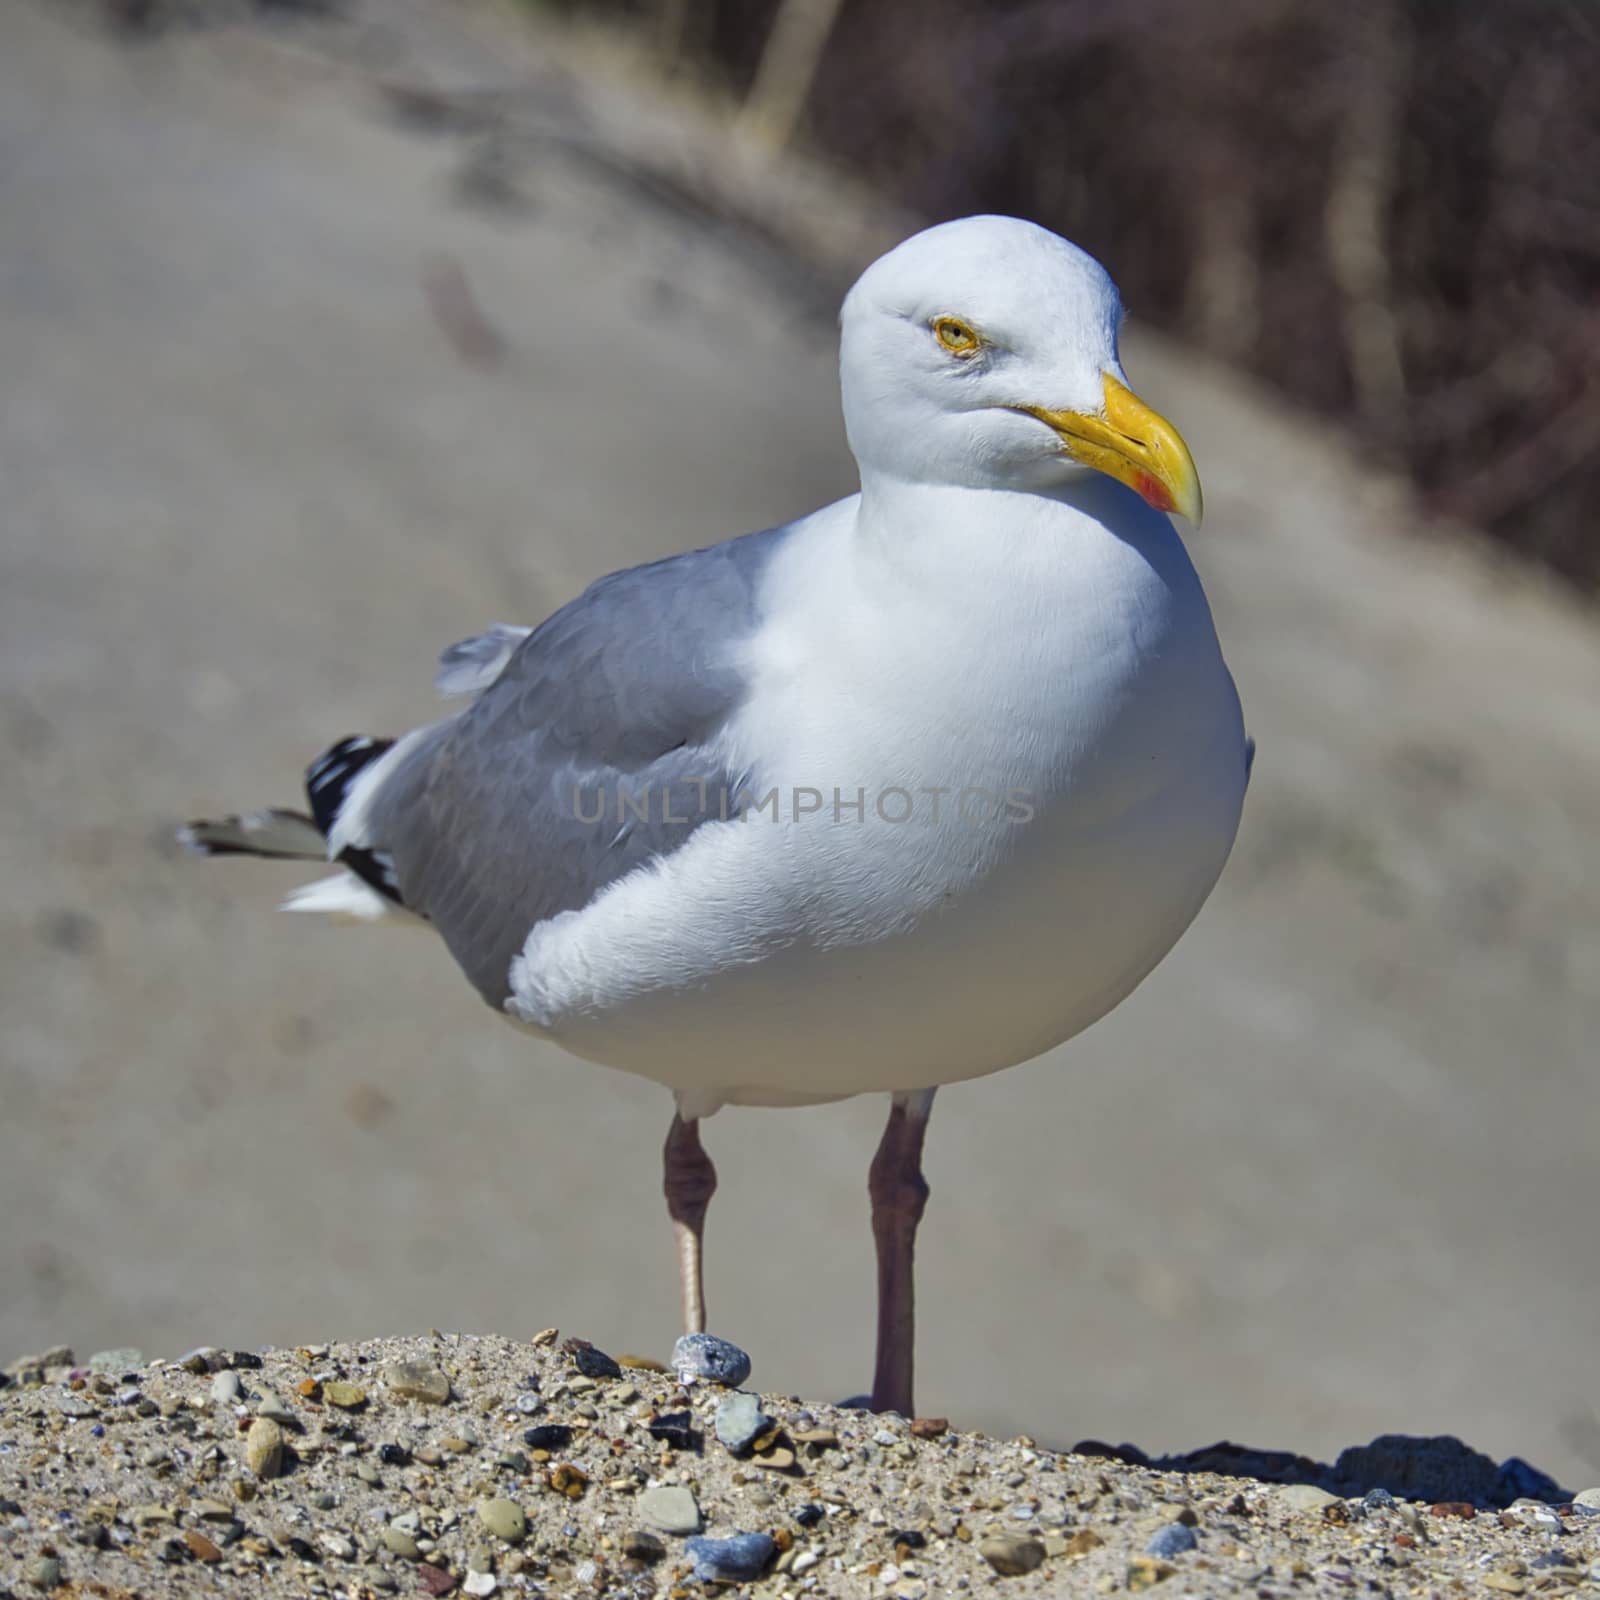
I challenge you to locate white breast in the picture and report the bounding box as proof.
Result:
[507,486,1248,1110]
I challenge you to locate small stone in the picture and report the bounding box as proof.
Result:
[210,1370,243,1405]
[1127,1556,1176,1590]
[569,1342,622,1381]
[754,1445,797,1470]
[1145,1523,1197,1558]
[715,1392,770,1454]
[646,1411,700,1452]
[441,1435,473,1454]
[548,1462,588,1499]
[1278,1484,1338,1512]
[384,1527,422,1560]
[131,1503,176,1526]
[28,1555,63,1589]
[475,1497,527,1544]
[193,1498,235,1521]
[87,1347,142,1374]
[793,1427,840,1451]
[253,1391,295,1424]
[384,1361,452,1405]
[311,1490,337,1511]
[182,1529,223,1563]
[323,1380,367,1410]
[623,1529,667,1562]
[980,1535,1045,1576]
[1570,1486,1600,1511]
[618,1354,668,1373]
[463,1574,497,1598]
[671,1333,751,1387]
[522,1424,572,1452]
[355,1458,382,1485]
[794,1503,826,1528]
[419,1564,457,1597]
[320,1532,356,1560]
[637,1484,702,1535]
[792,1549,821,1575]
[379,1443,411,1465]
[685,1532,775,1583]
[530,1328,559,1347]
[1430,1501,1476,1519]
[244,1416,285,1478]
[909,1416,949,1439]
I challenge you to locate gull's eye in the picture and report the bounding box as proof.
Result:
[932,316,981,357]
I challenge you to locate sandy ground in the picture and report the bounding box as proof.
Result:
[4,0,1600,1499]
[2,1333,1596,1598]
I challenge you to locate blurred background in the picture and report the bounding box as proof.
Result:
[4,0,1599,1489]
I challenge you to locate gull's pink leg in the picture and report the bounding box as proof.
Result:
[664,1111,718,1334]
[869,1088,936,1416]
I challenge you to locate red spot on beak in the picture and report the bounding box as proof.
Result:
[1134,471,1175,512]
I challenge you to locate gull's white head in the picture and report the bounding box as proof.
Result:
[839,215,1201,523]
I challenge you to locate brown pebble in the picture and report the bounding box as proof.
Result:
[183,1530,223,1564]
[1430,1502,1476,1519]
[909,1416,948,1439]
[754,1446,797,1471]
[1127,1556,1176,1590]
[530,1329,559,1348]
[617,1355,667,1373]
[1394,1533,1416,1549]
[296,1378,321,1401]
[1067,1529,1105,1556]
[548,1463,588,1499]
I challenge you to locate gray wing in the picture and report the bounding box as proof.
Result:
[364,524,788,1005]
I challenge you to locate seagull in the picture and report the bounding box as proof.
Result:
[181,214,1250,1418]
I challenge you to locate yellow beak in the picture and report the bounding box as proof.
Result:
[1018,372,1203,526]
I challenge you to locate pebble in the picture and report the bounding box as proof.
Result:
[637,1484,702,1534]
[1278,1484,1339,1512]
[672,1333,751,1388]
[522,1424,572,1451]
[980,1535,1046,1576]
[87,1348,142,1374]
[792,1549,821,1574]
[253,1392,296,1424]
[1572,1487,1600,1512]
[322,1380,366,1409]
[463,1574,497,1597]
[570,1343,622,1380]
[715,1391,770,1454]
[475,1497,527,1543]
[384,1361,451,1405]
[210,1371,243,1405]
[755,1445,797,1470]
[646,1411,700,1451]
[623,1529,666,1562]
[320,1531,356,1560]
[183,1530,223,1563]
[384,1527,422,1560]
[1145,1522,1198,1557]
[244,1416,285,1478]
[685,1531,775,1583]
[27,1555,63,1589]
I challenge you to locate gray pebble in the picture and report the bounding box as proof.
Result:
[1277,1484,1339,1511]
[210,1371,242,1405]
[1572,1487,1600,1512]
[87,1348,143,1374]
[636,1485,701,1535]
[1145,1523,1198,1558]
[320,1531,356,1560]
[28,1555,63,1590]
[383,1361,451,1406]
[685,1532,775,1583]
[672,1333,751,1388]
[979,1535,1045,1576]
[311,1490,337,1511]
[475,1497,526,1544]
[383,1527,421,1561]
[715,1391,770,1454]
